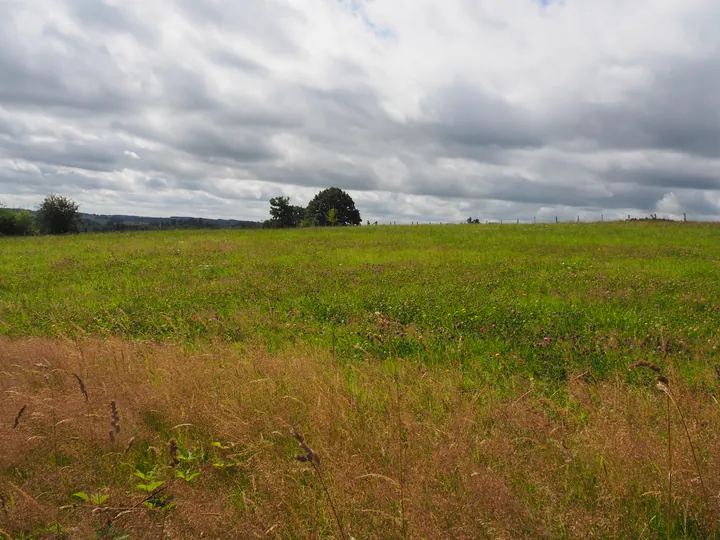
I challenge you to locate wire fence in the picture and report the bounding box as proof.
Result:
[372,213,702,226]
[471,212,690,225]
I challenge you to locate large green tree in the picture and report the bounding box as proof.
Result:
[36,194,81,234]
[305,187,361,226]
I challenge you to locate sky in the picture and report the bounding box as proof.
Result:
[1,0,719,223]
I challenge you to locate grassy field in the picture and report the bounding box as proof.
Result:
[1,223,719,538]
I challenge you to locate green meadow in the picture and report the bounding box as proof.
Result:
[2,223,719,383]
[2,222,720,538]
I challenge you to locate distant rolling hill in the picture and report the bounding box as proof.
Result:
[7,208,262,232]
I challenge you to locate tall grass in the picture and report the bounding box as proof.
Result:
[1,338,719,537]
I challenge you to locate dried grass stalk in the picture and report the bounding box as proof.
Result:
[291,426,345,540]
[632,358,714,534]
[655,376,713,530]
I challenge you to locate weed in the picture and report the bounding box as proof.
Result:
[72,490,109,506]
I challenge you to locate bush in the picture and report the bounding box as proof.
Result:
[0,207,36,236]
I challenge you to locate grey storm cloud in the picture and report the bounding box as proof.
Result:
[423,82,544,150]
[0,0,719,222]
[559,59,720,158]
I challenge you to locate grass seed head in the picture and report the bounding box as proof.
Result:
[109,401,120,443]
[110,401,120,433]
[291,426,321,466]
[124,436,136,455]
[73,373,88,402]
[629,361,662,373]
[12,405,27,429]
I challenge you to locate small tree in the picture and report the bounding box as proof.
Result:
[305,187,361,226]
[268,196,305,228]
[327,208,338,226]
[36,194,81,235]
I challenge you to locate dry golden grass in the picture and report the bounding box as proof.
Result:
[1,337,719,538]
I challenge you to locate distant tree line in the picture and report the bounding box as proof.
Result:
[264,187,362,228]
[1,194,263,237]
[86,216,262,233]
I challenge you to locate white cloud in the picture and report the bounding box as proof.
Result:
[0,0,719,222]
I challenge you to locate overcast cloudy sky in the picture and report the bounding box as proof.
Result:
[1,0,719,223]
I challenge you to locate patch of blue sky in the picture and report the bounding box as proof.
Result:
[336,0,395,39]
